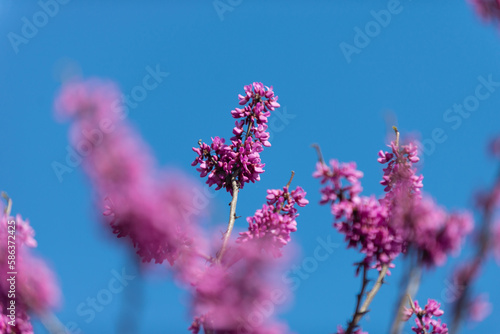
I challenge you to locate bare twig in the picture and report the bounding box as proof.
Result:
[286,171,295,189]
[1,192,12,216]
[393,126,400,148]
[346,264,388,334]
[311,143,325,165]
[390,252,422,334]
[216,175,239,263]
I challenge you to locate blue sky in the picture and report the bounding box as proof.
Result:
[1,0,500,333]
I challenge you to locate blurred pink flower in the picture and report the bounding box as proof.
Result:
[470,0,500,23]
[468,294,492,322]
[0,202,60,333]
[55,79,205,267]
[191,241,289,333]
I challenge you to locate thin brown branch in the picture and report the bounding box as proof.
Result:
[346,264,388,334]
[393,126,400,148]
[390,253,422,334]
[311,143,325,165]
[286,171,295,189]
[216,175,240,263]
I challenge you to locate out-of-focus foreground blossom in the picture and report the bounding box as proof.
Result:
[189,241,290,334]
[493,221,500,262]
[55,79,205,266]
[470,0,500,23]
[0,196,60,333]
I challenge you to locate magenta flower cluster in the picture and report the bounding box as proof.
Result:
[403,299,448,334]
[237,186,309,257]
[192,83,280,193]
[316,140,474,273]
[377,141,423,204]
[313,159,403,272]
[378,141,472,268]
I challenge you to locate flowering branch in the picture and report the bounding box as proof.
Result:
[403,296,448,334]
[407,295,429,334]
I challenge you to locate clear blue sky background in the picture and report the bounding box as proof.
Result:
[1,1,500,333]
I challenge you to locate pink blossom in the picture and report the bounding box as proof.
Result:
[468,294,492,322]
[334,195,402,273]
[403,299,448,334]
[313,160,363,206]
[378,141,472,268]
[314,159,403,272]
[378,141,423,199]
[395,196,473,268]
[192,83,279,193]
[0,201,60,333]
[237,186,308,257]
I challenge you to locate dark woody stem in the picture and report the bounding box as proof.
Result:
[450,163,500,334]
[346,264,389,334]
[274,171,295,214]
